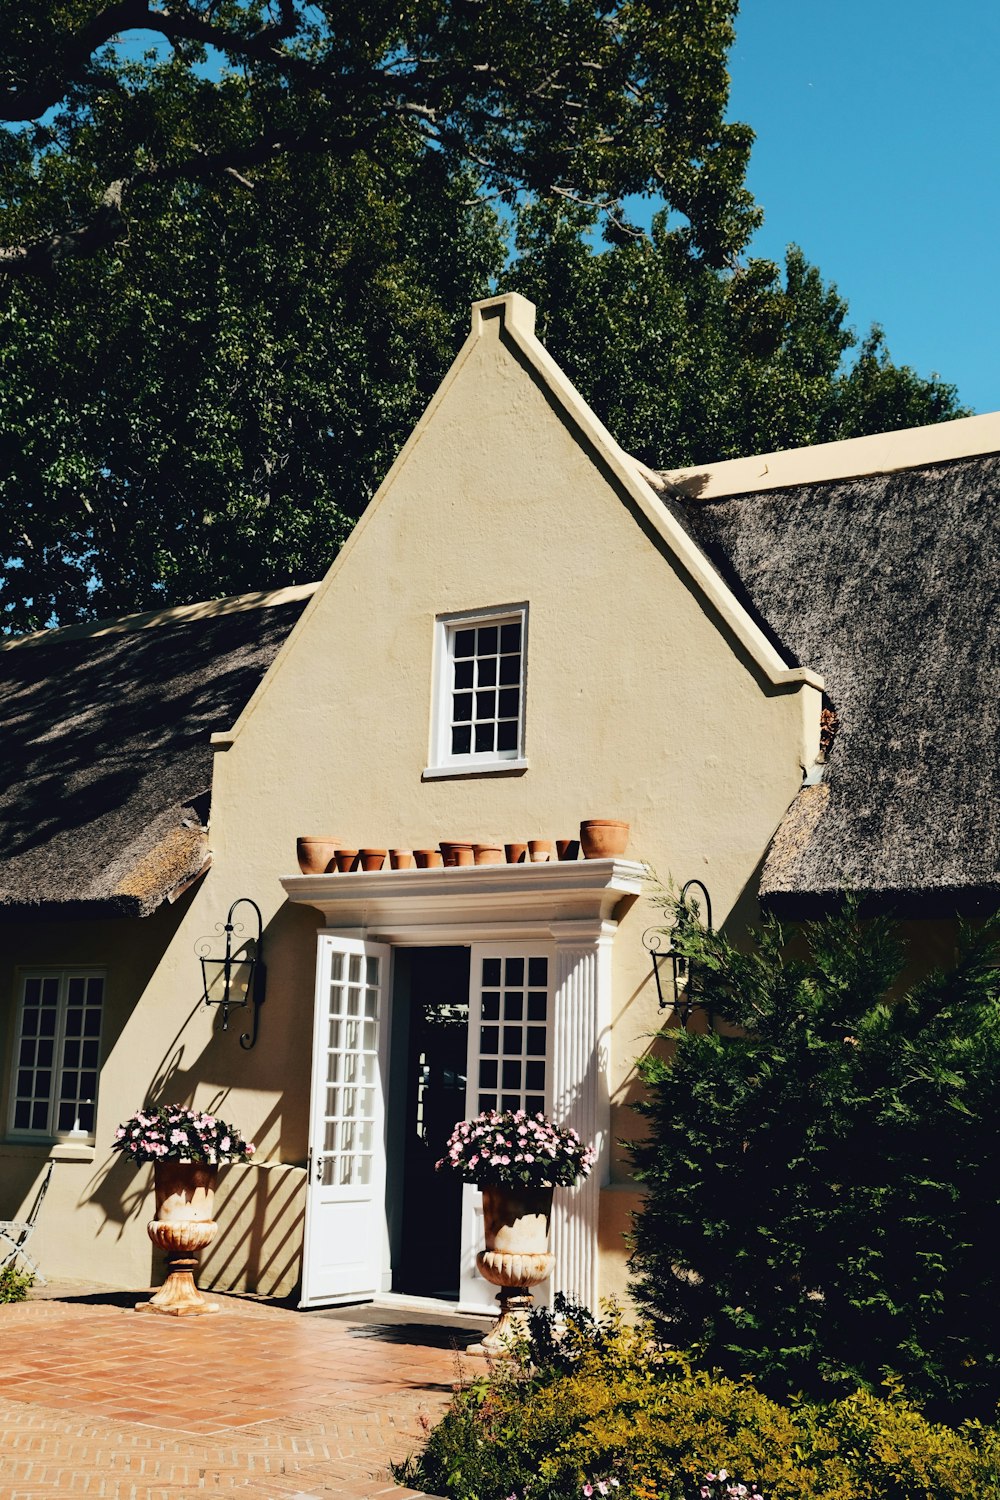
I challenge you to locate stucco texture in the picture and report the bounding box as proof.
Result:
[1,298,816,1301]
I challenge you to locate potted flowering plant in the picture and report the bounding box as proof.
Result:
[436,1107,596,1189]
[112,1104,255,1166]
[437,1109,596,1353]
[112,1104,255,1318]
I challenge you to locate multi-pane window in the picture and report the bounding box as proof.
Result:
[10,972,104,1137]
[476,955,548,1114]
[433,607,527,769]
[320,951,379,1188]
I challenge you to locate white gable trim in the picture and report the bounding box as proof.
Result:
[663,411,1000,501]
[212,294,822,751]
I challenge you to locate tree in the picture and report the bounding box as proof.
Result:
[508,204,965,468]
[0,5,966,628]
[0,1,759,274]
[0,130,504,628]
[628,897,1000,1422]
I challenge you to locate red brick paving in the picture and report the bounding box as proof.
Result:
[0,1290,482,1498]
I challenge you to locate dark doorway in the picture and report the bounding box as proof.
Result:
[391,946,470,1299]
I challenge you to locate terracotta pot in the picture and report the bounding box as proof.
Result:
[473,844,504,865]
[296,836,341,874]
[441,842,474,866]
[359,848,387,871]
[414,849,443,868]
[556,839,580,862]
[528,840,553,863]
[389,849,415,870]
[470,1183,555,1356]
[334,848,359,872]
[138,1160,219,1318]
[579,820,630,858]
[505,842,528,864]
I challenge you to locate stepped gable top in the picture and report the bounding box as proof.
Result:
[659,416,1000,907]
[0,585,315,918]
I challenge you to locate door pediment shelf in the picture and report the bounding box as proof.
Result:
[281,857,644,941]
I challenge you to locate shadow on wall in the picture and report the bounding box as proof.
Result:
[82,967,307,1296]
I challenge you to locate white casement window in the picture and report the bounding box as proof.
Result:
[428,605,528,775]
[9,971,104,1138]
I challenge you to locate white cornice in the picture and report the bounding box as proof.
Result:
[662,410,1000,501]
[2,582,319,652]
[281,858,645,941]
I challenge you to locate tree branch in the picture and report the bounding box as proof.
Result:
[0,0,308,120]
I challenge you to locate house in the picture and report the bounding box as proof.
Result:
[1,293,996,1311]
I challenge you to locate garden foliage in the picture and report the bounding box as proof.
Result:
[395,1297,1000,1500]
[0,1263,35,1303]
[628,899,1000,1421]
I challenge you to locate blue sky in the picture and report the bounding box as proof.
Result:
[717,1,1000,413]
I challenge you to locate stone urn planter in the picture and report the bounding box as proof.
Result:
[112,1104,255,1318]
[436,1107,596,1358]
[139,1160,220,1317]
[472,1184,554,1354]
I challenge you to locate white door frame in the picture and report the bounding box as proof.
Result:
[300,935,392,1307]
[284,859,644,1311]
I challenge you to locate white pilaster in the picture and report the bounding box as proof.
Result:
[548,918,616,1311]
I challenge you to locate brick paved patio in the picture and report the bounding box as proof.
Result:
[0,1287,490,1499]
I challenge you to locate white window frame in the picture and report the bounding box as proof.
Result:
[425,603,529,778]
[7,969,105,1141]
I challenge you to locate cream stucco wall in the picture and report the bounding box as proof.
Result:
[0,295,819,1302]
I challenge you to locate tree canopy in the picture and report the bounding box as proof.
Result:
[0,0,758,274]
[0,2,968,630]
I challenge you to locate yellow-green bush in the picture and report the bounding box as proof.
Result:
[395,1301,1000,1500]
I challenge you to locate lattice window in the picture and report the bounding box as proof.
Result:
[476,954,548,1114]
[10,972,104,1137]
[432,607,527,769]
[320,951,380,1187]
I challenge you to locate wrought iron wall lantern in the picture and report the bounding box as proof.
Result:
[197,898,266,1050]
[643,879,714,1029]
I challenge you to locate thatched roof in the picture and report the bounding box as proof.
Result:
[0,587,313,918]
[666,452,1000,908]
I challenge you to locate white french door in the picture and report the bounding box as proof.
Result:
[458,943,554,1310]
[300,936,391,1307]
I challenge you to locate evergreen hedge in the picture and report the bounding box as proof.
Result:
[628,899,1000,1422]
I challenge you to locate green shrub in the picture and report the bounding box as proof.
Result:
[628,898,1000,1422]
[395,1300,1000,1500]
[0,1263,35,1303]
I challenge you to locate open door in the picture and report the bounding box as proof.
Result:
[300,935,391,1307]
[458,943,553,1310]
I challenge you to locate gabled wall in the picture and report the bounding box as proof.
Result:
[0,295,820,1301]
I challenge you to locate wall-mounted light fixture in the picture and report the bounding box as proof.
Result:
[643,879,713,1028]
[197,898,266,1050]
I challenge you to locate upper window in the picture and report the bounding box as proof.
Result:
[428,605,528,775]
[9,971,104,1139]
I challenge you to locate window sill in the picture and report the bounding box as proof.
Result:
[422,758,529,781]
[0,1140,95,1161]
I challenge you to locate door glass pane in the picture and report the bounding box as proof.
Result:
[321,947,381,1190]
[474,953,548,1114]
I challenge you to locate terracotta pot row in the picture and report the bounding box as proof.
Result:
[296,820,629,875]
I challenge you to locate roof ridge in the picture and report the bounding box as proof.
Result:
[660,410,1000,501]
[1,582,321,651]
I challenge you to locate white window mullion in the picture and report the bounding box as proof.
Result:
[428,603,528,775]
[9,970,104,1140]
